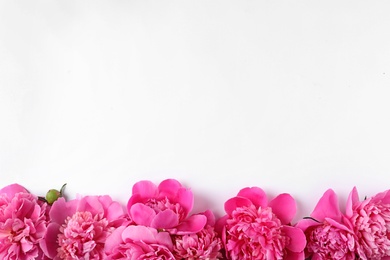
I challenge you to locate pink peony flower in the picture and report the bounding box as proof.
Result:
[127,179,207,235]
[172,210,223,259]
[0,184,48,260]
[104,225,175,259]
[41,195,128,259]
[216,187,306,260]
[296,189,360,260]
[346,187,390,259]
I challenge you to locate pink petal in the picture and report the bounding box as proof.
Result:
[175,214,207,235]
[0,183,28,197]
[40,223,61,258]
[157,179,183,199]
[282,225,306,252]
[283,251,305,260]
[237,187,268,208]
[174,187,194,216]
[268,193,296,224]
[346,187,359,218]
[49,197,77,224]
[132,180,158,198]
[129,203,156,226]
[224,197,253,215]
[215,215,229,235]
[105,226,126,253]
[295,218,320,233]
[151,209,179,229]
[201,209,216,226]
[311,189,342,222]
[122,225,173,249]
[106,201,126,221]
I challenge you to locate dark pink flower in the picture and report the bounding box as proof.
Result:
[0,184,48,260]
[127,179,207,235]
[104,225,175,260]
[41,195,128,259]
[172,210,223,259]
[217,187,306,260]
[346,187,390,259]
[296,189,359,260]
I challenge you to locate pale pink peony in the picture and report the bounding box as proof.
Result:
[346,187,390,260]
[172,210,223,259]
[0,184,48,260]
[41,195,128,259]
[127,179,207,235]
[296,189,359,260]
[104,225,175,259]
[216,187,306,260]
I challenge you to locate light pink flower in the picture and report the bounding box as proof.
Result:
[127,179,207,235]
[296,189,359,260]
[0,184,48,260]
[346,187,390,260]
[104,225,175,260]
[172,210,223,259]
[41,195,128,259]
[217,187,306,260]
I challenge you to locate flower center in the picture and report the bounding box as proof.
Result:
[145,197,186,220]
[226,205,289,260]
[57,211,111,260]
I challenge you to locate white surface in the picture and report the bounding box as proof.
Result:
[1,1,390,220]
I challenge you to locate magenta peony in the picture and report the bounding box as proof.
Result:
[0,184,48,260]
[217,187,306,260]
[296,189,360,260]
[104,225,175,259]
[127,179,207,235]
[172,210,223,259]
[346,187,390,260]
[41,195,128,259]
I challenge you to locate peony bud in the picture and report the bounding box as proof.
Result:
[45,183,66,204]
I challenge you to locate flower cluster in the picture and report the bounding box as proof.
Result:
[1,180,390,259]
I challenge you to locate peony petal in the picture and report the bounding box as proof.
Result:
[202,209,216,226]
[215,215,229,235]
[132,180,158,198]
[106,201,126,221]
[224,197,253,215]
[269,193,296,224]
[174,187,194,216]
[129,203,156,226]
[151,209,179,229]
[104,226,126,253]
[346,187,359,218]
[237,187,268,208]
[123,225,173,249]
[295,218,320,233]
[283,251,305,260]
[175,214,207,235]
[0,183,28,197]
[282,226,306,252]
[157,179,183,199]
[49,197,77,224]
[311,189,342,222]
[40,223,62,258]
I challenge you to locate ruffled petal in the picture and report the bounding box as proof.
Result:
[237,187,268,208]
[269,193,296,224]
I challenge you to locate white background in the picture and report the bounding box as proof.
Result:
[1,1,390,221]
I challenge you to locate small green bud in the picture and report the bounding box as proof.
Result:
[46,189,61,204]
[45,183,67,205]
